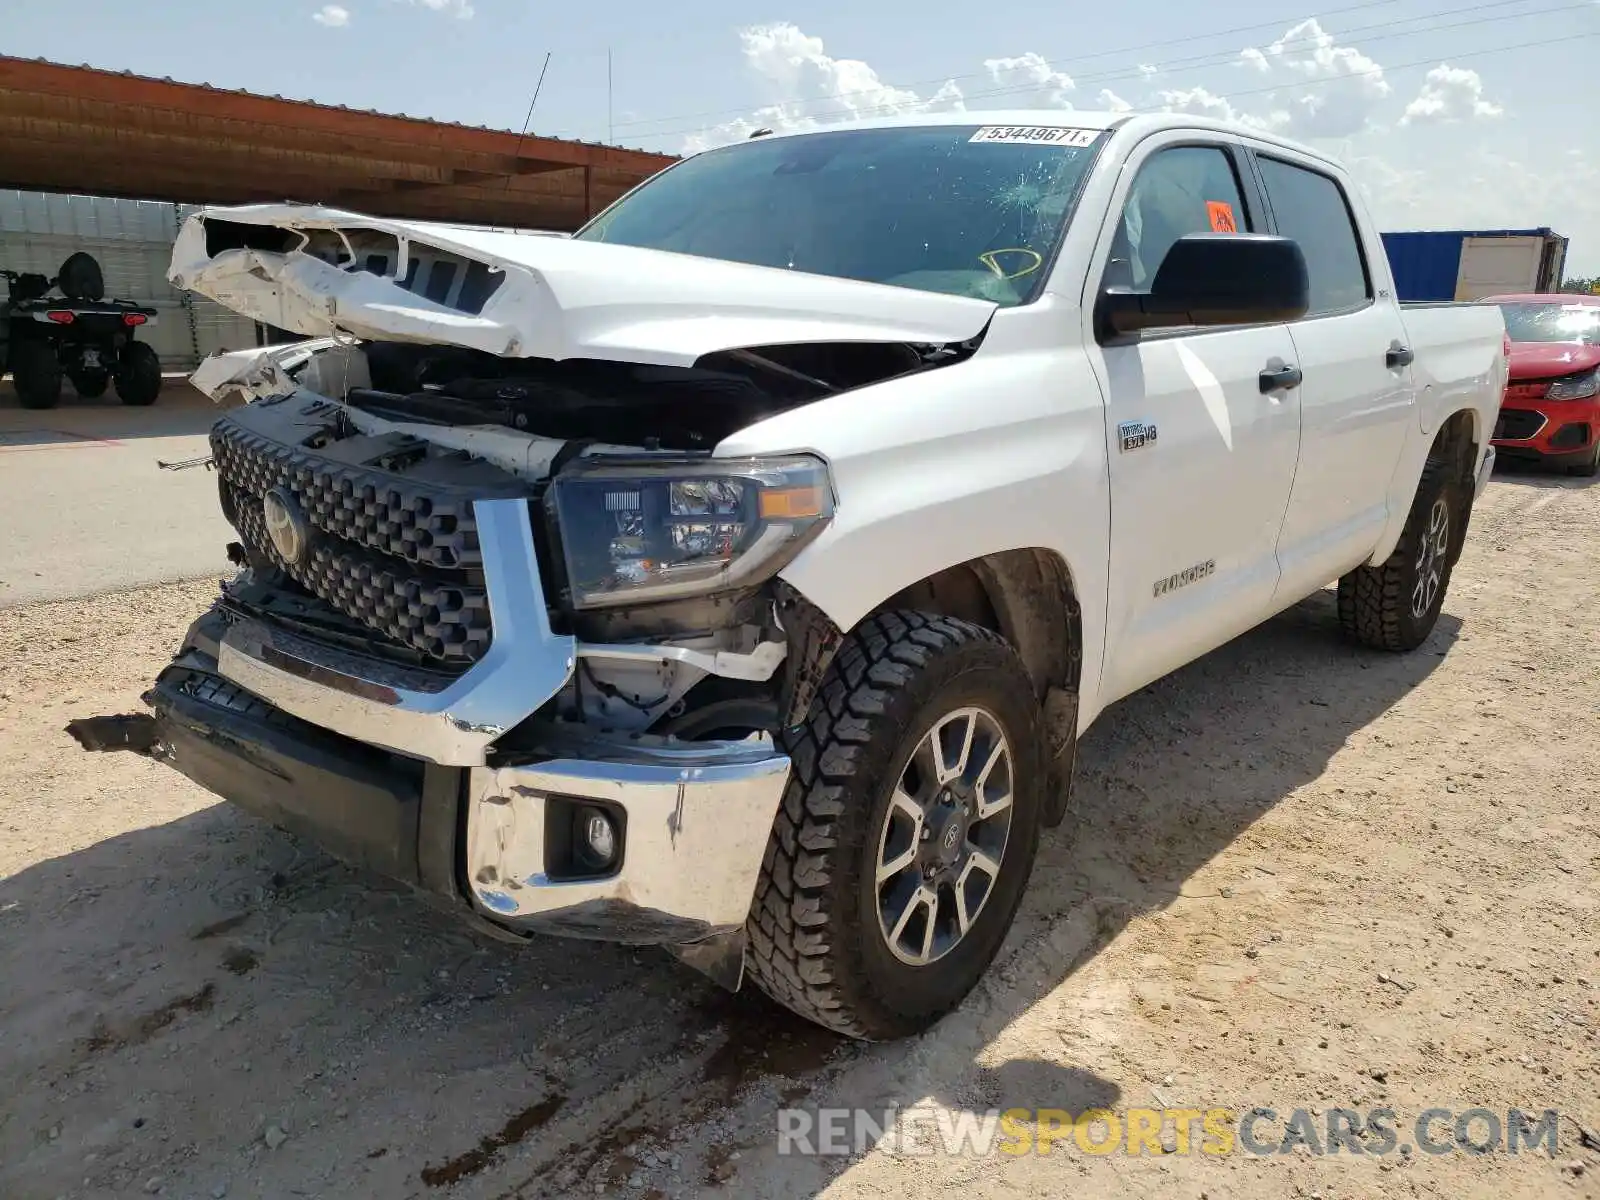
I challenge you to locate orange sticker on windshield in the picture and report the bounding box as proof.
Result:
[1207,201,1238,233]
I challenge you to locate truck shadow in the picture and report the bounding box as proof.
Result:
[0,587,1460,1199]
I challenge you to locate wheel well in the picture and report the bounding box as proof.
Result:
[1431,409,1480,487]
[869,550,1081,696]
[867,549,1082,820]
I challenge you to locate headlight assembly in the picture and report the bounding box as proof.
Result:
[548,454,834,609]
[1546,369,1599,401]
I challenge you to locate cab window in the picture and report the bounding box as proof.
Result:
[1105,145,1251,292]
[1255,156,1371,316]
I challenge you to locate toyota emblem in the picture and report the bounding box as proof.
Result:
[262,487,311,566]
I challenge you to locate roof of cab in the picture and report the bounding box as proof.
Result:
[721,109,1346,172]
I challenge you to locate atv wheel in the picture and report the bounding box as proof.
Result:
[69,369,109,399]
[745,611,1046,1040]
[1337,455,1466,651]
[11,340,62,410]
[114,342,162,406]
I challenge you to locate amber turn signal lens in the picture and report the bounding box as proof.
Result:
[758,486,825,520]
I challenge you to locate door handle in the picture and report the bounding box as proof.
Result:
[1386,344,1415,368]
[1259,364,1303,393]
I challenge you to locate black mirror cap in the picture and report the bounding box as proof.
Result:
[1101,233,1311,337]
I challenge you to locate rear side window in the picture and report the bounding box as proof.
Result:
[1256,156,1371,317]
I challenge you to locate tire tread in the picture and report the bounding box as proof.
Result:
[1336,455,1462,652]
[744,610,1024,1039]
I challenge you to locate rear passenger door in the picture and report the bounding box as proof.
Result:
[1245,146,1417,600]
[1086,135,1305,705]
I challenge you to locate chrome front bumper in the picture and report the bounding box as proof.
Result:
[465,739,790,942]
[197,497,792,949]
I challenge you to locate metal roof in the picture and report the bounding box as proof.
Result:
[0,56,679,230]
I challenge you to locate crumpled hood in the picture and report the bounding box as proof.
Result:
[168,203,997,367]
[1508,341,1600,380]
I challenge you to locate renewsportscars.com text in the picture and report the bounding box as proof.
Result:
[777,1105,1565,1158]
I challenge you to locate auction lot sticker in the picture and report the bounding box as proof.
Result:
[970,126,1100,147]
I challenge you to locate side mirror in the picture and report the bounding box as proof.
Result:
[1099,233,1310,337]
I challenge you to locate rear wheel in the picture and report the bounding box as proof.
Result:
[1337,456,1466,651]
[68,369,109,399]
[10,340,62,410]
[114,341,162,406]
[744,611,1046,1040]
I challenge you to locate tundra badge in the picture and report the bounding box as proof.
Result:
[1118,420,1158,452]
[1153,559,1216,598]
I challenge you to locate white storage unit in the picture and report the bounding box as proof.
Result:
[0,190,260,369]
[1454,236,1552,301]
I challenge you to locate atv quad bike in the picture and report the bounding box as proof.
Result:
[0,251,162,410]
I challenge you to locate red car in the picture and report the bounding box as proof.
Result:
[1483,292,1600,476]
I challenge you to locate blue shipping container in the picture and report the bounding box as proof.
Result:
[1381,229,1565,301]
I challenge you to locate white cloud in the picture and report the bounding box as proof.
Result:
[312,4,350,26]
[1400,65,1503,125]
[1097,88,1133,113]
[1138,63,1160,79]
[398,0,473,17]
[983,52,1075,108]
[1341,140,1598,270]
[1238,18,1390,138]
[684,23,965,152]
[1154,85,1282,131]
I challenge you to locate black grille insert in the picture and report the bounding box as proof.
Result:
[1494,408,1546,442]
[210,399,533,665]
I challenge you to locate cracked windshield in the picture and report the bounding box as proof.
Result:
[579,125,1101,305]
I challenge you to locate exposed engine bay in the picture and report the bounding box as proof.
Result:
[328,337,948,451]
[199,330,977,751]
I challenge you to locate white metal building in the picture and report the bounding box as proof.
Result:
[0,190,261,370]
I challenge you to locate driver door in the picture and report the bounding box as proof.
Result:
[1084,135,1306,704]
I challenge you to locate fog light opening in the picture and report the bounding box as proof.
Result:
[576,806,619,872]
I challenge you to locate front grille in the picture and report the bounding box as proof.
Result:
[1493,408,1546,442]
[229,488,494,662]
[210,398,533,665]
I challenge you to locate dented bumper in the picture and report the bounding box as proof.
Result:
[129,608,789,957]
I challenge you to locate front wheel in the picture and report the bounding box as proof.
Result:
[1337,456,1466,651]
[745,611,1046,1040]
[114,341,162,406]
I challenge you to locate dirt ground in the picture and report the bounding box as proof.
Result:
[2,467,1597,1200]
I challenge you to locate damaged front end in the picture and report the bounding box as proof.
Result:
[75,202,1004,986]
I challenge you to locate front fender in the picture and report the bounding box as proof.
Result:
[716,313,1114,726]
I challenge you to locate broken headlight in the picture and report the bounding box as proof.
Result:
[548,454,834,609]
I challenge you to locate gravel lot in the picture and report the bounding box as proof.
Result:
[1,468,1597,1200]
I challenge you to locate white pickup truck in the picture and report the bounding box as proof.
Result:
[82,111,1505,1041]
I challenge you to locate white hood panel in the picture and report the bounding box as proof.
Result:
[169,203,998,367]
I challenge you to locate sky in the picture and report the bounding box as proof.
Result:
[7,0,1599,272]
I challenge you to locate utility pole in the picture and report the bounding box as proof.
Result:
[607,48,614,144]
